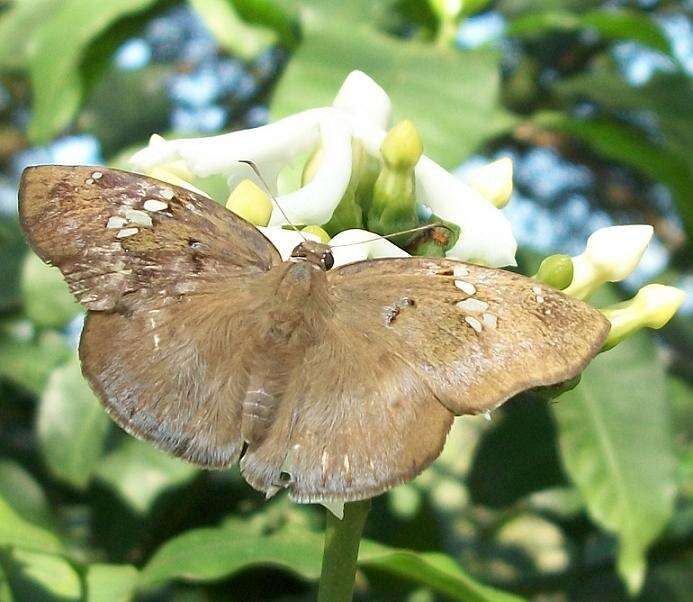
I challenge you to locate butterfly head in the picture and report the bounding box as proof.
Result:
[290,241,334,271]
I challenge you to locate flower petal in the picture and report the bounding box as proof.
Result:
[415,157,517,267]
[268,112,352,226]
[564,225,653,300]
[329,228,409,267]
[332,70,392,129]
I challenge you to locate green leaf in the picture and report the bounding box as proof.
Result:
[0,327,72,396]
[0,495,63,555]
[85,564,138,602]
[468,397,565,508]
[358,544,525,602]
[0,0,63,71]
[0,461,54,530]
[533,112,693,252]
[37,355,111,490]
[189,0,277,60]
[95,438,197,514]
[21,253,81,330]
[4,549,80,601]
[0,562,12,602]
[0,217,25,312]
[555,67,693,171]
[508,9,671,55]
[231,0,299,48]
[554,324,677,594]
[140,520,323,586]
[25,0,163,143]
[270,4,515,168]
[141,519,521,600]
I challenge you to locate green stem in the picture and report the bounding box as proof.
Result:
[317,500,371,602]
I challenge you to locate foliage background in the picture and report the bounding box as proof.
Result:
[0,0,691,600]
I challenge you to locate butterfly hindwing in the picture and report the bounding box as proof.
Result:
[328,257,610,415]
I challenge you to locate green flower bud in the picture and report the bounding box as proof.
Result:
[600,284,685,351]
[226,179,272,226]
[534,254,574,290]
[380,119,423,170]
[367,120,422,244]
[319,140,369,236]
[301,225,330,243]
[409,219,460,257]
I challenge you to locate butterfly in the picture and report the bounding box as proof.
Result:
[19,165,609,503]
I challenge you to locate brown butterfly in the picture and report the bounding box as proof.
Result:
[19,165,609,503]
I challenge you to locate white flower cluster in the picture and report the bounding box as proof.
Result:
[130,71,518,268]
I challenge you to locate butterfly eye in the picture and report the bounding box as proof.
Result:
[322,252,334,271]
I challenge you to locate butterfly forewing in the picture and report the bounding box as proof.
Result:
[19,165,280,311]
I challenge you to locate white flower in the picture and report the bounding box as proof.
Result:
[130,71,518,267]
[601,284,686,349]
[466,157,513,208]
[332,70,392,129]
[329,229,410,268]
[564,225,654,300]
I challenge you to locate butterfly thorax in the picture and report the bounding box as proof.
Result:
[241,259,332,447]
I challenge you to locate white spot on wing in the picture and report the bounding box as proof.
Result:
[106,216,127,229]
[455,280,476,295]
[144,199,168,212]
[160,187,175,200]
[91,171,103,180]
[456,298,489,313]
[125,209,153,228]
[116,227,139,238]
[464,315,483,333]
[482,313,498,328]
[453,265,469,277]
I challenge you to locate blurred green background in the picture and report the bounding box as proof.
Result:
[0,1,691,600]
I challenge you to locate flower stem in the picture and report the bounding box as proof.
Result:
[317,499,371,602]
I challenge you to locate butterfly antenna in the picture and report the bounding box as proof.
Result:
[238,160,306,240]
[329,223,455,248]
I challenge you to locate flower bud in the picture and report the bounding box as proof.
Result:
[367,121,422,242]
[301,225,330,243]
[563,225,653,300]
[467,157,513,208]
[534,254,573,290]
[307,140,369,236]
[601,284,685,351]
[380,119,423,171]
[226,179,273,226]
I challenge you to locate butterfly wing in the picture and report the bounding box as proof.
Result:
[20,165,281,467]
[329,257,610,415]
[242,257,609,502]
[19,165,280,311]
